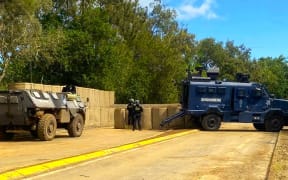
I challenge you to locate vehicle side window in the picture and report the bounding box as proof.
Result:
[197,86,207,94]
[32,91,41,98]
[207,87,216,94]
[51,93,59,100]
[252,88,262,97]
[217,87,226,94]
[42,92,50,99]
[237,88,246,97]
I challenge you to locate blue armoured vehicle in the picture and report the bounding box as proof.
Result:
[160,67,288,132]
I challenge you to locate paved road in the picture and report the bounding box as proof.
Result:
[28,124,278,180]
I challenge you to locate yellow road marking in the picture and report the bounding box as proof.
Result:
[0,129,198,180]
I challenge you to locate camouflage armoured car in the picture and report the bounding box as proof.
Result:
[0,89,86,141]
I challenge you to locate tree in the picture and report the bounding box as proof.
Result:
[0,0,50,83]
[250,56,288,98]
[195,38,252,81]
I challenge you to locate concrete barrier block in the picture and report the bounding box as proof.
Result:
[109,91,115,106]
[51,85,62,93]
[85,107,91,126]
[104,91,110,107]
[44,85,53,92]
[114,108,126,129]
[94,107,101,127]
[100,107,110,127]
[33,83,44,91]
[152,107,167,129]
[99,91,105,107]
[8,83,33,90]
[88,89,95,108]
[108,108,115,127]
[85,107,100,128]
[124,109,130,129]
[142,107,152,130]
[167,106,185,129]
[94,90,100,107]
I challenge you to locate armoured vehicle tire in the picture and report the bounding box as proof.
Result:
[253,123,265,131]
[68,113,84,137]
[264,115,283,132]
[38,114,57,141]
[201,114,221,131]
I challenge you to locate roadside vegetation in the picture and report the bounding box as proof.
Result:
[1,0,288,103]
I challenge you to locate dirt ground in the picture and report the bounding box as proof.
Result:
[268,129,288,179]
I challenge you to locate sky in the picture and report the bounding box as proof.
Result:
[138,0,288,59]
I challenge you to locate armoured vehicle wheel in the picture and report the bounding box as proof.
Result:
[68,113,84,137]
[201,114,221,131]
[38,114,57,141]
[265,115,283,132]
[253,123,265,131]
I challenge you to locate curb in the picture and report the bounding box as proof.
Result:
[0,129,199,180]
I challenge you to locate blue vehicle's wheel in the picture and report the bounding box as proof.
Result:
[265,116,283,132]
[201,114,221,131]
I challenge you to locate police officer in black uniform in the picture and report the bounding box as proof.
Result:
[133,100,143,131]
[126,98,135,125]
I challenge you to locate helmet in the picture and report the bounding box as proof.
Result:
[129,98,134,103]
[135,100,140,105]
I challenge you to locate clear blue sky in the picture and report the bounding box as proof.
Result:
[139,0,288,59]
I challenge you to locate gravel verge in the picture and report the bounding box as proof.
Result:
[268,129,288,179]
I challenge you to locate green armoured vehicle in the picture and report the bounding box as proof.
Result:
[0,89,86,141]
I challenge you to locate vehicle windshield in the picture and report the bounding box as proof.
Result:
[254,83,270,98]
[260,85,271,98]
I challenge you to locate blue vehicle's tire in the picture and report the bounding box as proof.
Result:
[265,115,283,132]
[201,114,221,131]
[38,114,57,141]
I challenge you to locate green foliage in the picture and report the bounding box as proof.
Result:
[0,0,46,83]
[250,56,288,98]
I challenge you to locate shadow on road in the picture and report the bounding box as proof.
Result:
[0,132,71,142]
